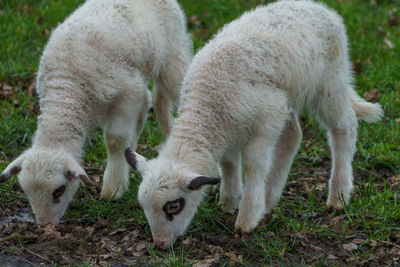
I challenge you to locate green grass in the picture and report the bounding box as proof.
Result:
[1,0,399,265]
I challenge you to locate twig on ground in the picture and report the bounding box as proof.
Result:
[378,240,400,249]
[282,191,306,200]
[24,248,53,264]
[0,233,22,243]
[24,258,40,267]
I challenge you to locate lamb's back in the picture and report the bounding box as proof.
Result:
[184,1,349,113]
[37,0,181,99]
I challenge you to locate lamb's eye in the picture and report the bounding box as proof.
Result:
[53,185,66,201]
[167,202,180,214]
[162,198,185,221]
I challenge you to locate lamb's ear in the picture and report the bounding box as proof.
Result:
[124,148,148,173]
[64,157,94,187]
[187,176,220,190]
[0,155,24,183]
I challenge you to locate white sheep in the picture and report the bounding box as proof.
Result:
[0,0,192,227]
[125,0,383,248]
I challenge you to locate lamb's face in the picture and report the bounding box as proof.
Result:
[19,154,80,227]
[138,163,202,248]
[0,148,94,228]
[125,148,219,249]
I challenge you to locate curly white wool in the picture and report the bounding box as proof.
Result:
[129,0,383,248]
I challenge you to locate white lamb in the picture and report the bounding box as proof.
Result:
[124,0,383,248]
[0,0,192,227]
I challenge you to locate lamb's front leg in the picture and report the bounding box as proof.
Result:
[235,123,283,233]
[265,115,302,213]
[101,132,131,199]
[101,94,148,199]
[219,149,242,214]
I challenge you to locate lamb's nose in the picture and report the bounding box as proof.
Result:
[153,237,170,249]
[38,221,50,229]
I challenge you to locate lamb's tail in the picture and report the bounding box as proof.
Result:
[352,94,383,123]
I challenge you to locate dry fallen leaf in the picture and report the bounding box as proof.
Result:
[384,38,395,49]
[101,253,112,260]
[352,238,365,244]
[225,251,243,262]
[151,145,159,156]
[85,226,95,237]
[0,83,14,99]
[137,144,148,152]
[42,28,50,36]
[390,247,400,256]
[363,89,381,102]
[327,254,338,260]
[131,251,145,257]
[343,242,358,252]
[182,237,191,246]
[316,182,326,191]
[309,244,324,251]
[42,224,61,240]
[193,259,215,267]
[386,15,400,27]
[92,175,102,183]
[100,237,112,249]
[189,14,201,27]
[71,225,94,239]
[135,241,147,251]
[110,228,126,235]
[330,214,346,226]
[18,3,33,13]
[27,80,35,97]
[353,59,362,74]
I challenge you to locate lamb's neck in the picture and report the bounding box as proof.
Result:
[161,110,227,176]
[33,84,94,160]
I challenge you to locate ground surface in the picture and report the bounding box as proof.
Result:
[0,0,399,266]
[0,165,399,266]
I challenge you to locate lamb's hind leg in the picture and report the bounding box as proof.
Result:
[154,41,192,135]
[219,149,242,214]
[101,90,149,199]
[133,89,151,146]
[326,121,357,209]
[315,83,358,209]
[265,114,302,213]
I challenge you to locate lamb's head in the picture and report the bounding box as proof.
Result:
[0,148,94,227]
[125,148,219,249]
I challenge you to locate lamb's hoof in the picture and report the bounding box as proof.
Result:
[218,197,239,214]
[234,227,252,238]
[219,202,238,214]
[234,217,257,234]
[100,186,126,200]
[326,206,335,214]
[326,197,345,211]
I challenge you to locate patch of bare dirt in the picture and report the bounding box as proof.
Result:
[0,215,152,266]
